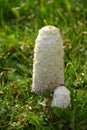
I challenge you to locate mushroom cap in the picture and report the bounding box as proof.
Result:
[51,86,70,108]
[32,26,64,95]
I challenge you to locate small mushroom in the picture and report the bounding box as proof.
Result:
[51,86,70,108]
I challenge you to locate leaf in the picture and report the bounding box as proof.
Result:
[11,7,20,18]
[26,112,42,126]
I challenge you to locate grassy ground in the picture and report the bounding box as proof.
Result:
[0,0,87,130]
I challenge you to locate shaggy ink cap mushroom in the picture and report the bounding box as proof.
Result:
[32,26,64,95]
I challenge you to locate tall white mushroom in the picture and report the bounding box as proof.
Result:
[31,25,70,108]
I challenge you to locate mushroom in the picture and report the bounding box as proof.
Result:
[51,86,70,108]
[31,25,70,108]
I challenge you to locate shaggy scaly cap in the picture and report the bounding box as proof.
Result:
[51,86,70,108]
[31,26,64,95]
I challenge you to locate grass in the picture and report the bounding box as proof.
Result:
[0,0,87,130]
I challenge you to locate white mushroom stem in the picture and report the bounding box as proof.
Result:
[51,86,70,108]
[31,26,64,95]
